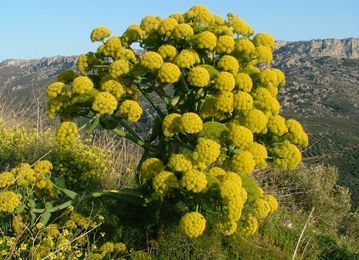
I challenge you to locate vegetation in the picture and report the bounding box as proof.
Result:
[0,4,358,260]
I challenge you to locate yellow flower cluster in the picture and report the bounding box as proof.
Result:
[252,198,271,218]
[158,18,178,37]
[0,191,20,213]
[152,171,178,195]
[267,115,288,136]
[101,80,126,98]
[237,109,268,134]
[231,151,256,175]
[218,55,239,74]
[140,157,164,182]
[239,214,258,235]
[47,82,66,98]
[233,91,253,111]
[173,23,194,39]
[214,72,235,91]
[0,171,14,188]
[234,38,255,59]
[286,119,309,147]
[141,51,163,70]
[187,66,210,87]
[207,166,226,177]
[92,92,118,115]
[110,59,130,78]
[247,143,267,168]
[264,194,279,212]
[195,31,217,50]
[119,100,143,122]
[34,160,53,175]
[162,113,182,137]
[227,13,254,36]
[271,140,302,170]
[158,44,178,61]
[253,33,276,49]
[179,212,206,238]
[227,124,253,149]
[180,112,203,134]
[55,121,79,147]
[168,154,192,172]
[72,76,94,94]
[158,63,181,84]
[181,169,207,192]
[193,138,221,167]
[90,26,111,42]
[235,72,253,92]
[216,35,235,54]
[185,5,214,26]
[214,91,234,113]
[255,45,273,64]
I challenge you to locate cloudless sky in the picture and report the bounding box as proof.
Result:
[1,0,358,61]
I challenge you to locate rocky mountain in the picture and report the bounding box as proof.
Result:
[0,38,358,205]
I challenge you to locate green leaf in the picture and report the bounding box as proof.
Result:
[88,189,146,206]
[15,203,25,214]
[40,210,51,226]
[86,114,101,134]
[53,184,78,200]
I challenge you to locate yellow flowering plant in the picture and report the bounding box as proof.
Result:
[47,5,308,238]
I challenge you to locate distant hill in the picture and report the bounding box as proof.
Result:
[0,38,358,206]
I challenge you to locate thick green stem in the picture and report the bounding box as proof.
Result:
[118,119,143,141]
[137,85,165,117]
[112,128,156,152]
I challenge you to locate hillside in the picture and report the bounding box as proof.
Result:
[0,38,358,206]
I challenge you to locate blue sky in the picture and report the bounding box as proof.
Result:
[1,0,358,61]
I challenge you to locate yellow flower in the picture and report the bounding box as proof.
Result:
[173,23,194,39]
[227,124,253,149]
[233,91,253,112]
[247,143,267,168]
[92,92,118,115]
[168,154,192,172]
[267,115,288,136]
[217,55,239,74]
[12,163,36,186]
[253,33,276,49]
[187,66,210,87]
[255,46,273,64]
[218,221,237,236]
[141,51,163,70]
[239,214,258,235]
[215,72,235,91]
[181,169,207,193]
[47,82,66,98]
[0,191,20,213]
[158,18,178,37]
[72,76,94,94]
[180,112,203,134]
[140,15,161,32]
[207,166,226,177]
[195,31,217,51]
[214,91,234,113]
[114,242,127,252]
[103,36,122,56]
[100,242,115,255]
[263,194,279,212]
[237,109,268,133]
[34,160,53,175]
[110,59,130,77]
[158,45,178,61]
[119,100,143,122]
[152,171,178,195]
[231,151,255,175]
[185,5,214,25]
[158,63,181,84]
[286,119,309,147]
[193,138,221,165]
[162,113,182,137]
[234,38,255,59]
[169,13,185,23]
[55,121,79,147]
[0,172,15,188]
[101,80,126,98]
[227,13,254,36]
[215,36,235,54]
[90,26,111,42]
[174,49,196,68]
[252,198,271,218]
[140,158,165,182]
[234,73,253,92]
[179,212,206,238]
[271,140,302,170]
